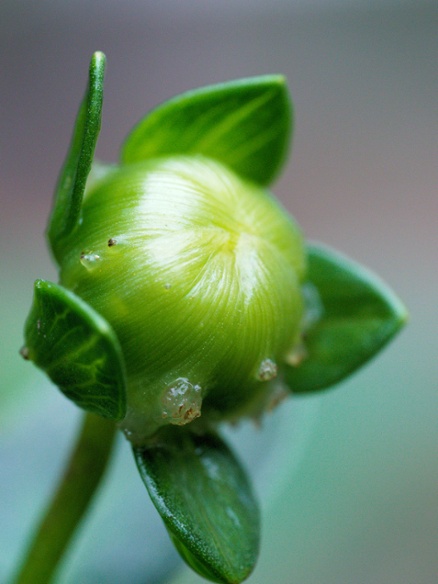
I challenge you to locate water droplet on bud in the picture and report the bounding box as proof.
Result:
[257,358,278,381]
[80,252,101,271]
[161,378,202,425]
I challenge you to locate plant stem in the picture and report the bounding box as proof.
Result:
[14,412,117,584]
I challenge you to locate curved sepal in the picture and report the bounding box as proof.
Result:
[284,244,408,393]
[133,427,260,584]
[121,75,291,186]
[47,51,106,264]
[23,280,127,420]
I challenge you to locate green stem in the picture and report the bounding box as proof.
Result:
[14,412,117,584]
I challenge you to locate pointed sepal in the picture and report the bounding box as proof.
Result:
[22,279,127,420]
[133,426,260,584]
[121,75,291,186]
[47,51,106,263]
[284,244,408,393]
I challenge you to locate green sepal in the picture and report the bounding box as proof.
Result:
[47,51,106,264]
[284,244,408,393]
[133,426,260,584]
[23,279,127,420]
[121,75,291,186]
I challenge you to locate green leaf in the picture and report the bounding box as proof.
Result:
[284,244,408,393]
[47,51,106,264]
[22,279,127,420]
[133,427,260,584]
[121,75,291,186]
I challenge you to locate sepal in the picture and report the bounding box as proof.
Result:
[47,51,105,263]
[133,426,260,584]
[284,244,408,393]
[22,279,127,420]
[121,75,291,186]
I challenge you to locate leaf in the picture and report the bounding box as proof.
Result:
[121,75,291,186]
[47,51,106,264]
[133,427,260,584]
[22,279,127,420]
[284,244,408,393]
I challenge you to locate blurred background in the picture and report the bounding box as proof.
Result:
[1,1,437,583]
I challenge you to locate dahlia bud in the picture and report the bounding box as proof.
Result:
[59,155,306,441]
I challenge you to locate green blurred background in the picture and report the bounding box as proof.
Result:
[1,1,437,583]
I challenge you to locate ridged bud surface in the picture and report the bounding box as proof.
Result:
[60,155,306,440]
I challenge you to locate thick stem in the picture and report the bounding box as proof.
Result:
[14,412,117,584]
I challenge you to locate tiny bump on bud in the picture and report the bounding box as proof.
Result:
[161,378,202,425]
[20,346,30,360]
[256,359,278,381]
[285,342,307,367]
[265,381,289,411]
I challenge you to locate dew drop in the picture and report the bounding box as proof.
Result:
[257,358,278,381]
[161,378,202,425]
[80,252,101,271]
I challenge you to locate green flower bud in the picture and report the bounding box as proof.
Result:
[59,155,306,441]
